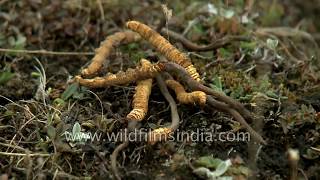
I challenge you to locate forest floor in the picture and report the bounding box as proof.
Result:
[0,0,319,179]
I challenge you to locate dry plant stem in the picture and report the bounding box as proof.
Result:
[0,152,51,156]
[206,96,266,145]
[163,62,253,122]
[147,74,180,144]
[255,27,315,40]
[110,141,129,180]
[255,27,319,59]
[248,96,266,170]
[165,79,206,105]
[75,61,164,88]
[0,48,94,56]
[160,28,251,51]
[126,21,201,81]
[81,31,141,76]
[127,60,153,121]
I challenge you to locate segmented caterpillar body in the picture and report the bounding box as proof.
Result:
[148,127,172,145]
[126,59,153,121]
[126,21,201,81]
[165,79,206,105]
[82,31,141,76]
[75,60,164,88]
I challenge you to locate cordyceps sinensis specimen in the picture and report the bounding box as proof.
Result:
[165,79,206,105]
[81,31,141,76]
[126,20,201,82]
[127,59,153,121]
[72,24,266,179]
[75,59,164,88]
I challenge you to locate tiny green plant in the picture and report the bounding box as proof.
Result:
[193,156,233,180]
[0,66,14,85]
[62,122,91,144]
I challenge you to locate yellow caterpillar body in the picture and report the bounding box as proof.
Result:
[127,59,153,121]
[148,127,173,145]
[165,79,206,105]
[75,60,164,88]
[126,21,201,81]
[82,31,141,76]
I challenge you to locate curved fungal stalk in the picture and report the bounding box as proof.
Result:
[75,60,164,88]
[165,79,206,105]
[81,31,141,76]
[126,59,153,121]
[147,75,180,145]
[126,20,201,81]
[163,62,253,122]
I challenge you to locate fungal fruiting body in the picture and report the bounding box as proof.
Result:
[127,59,153,121]
[148,127,173,145]
[75,60,164,88]
[126,21,201,81]
[165,79,206,105]
[82,31,141,76]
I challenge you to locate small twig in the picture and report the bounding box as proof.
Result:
[110,121,137,180]
[206,96,266,145]
[0,142,26,151]
[0,48,94,56]
[298,168,308,180]
[310,147,320,152]
[0,151,51,157]
[0,0,9,6]
[96,0,105,21]
[255,27,320,59]
[156,17,167,33]
[160,28,251,51]
[111,141,129,180]
[255,27,314,40]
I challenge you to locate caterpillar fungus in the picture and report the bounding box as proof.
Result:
[81,31,141,76]
[148,127,173,145]
[165,79,206,105]
[126,21,201,82]
[126,59,153,121]
[75,60,164,88]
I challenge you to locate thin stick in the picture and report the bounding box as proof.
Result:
[0,151,51,157]
[110,141,129,180]
[160,28,251,51]
[0,48,94,56]
[0,142,26,151]
[96,0,105,21]
[207,96,266,145]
